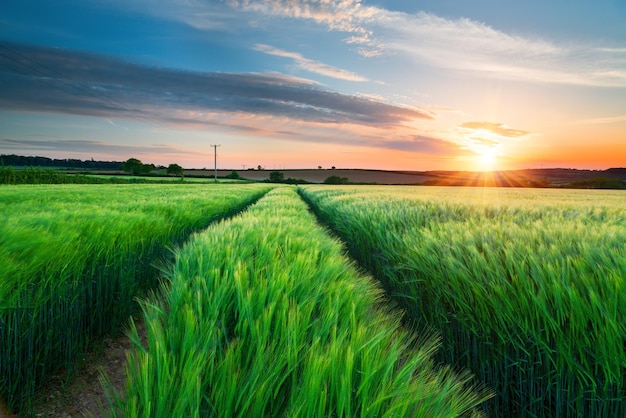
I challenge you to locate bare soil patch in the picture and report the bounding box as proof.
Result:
[31,319,146,418]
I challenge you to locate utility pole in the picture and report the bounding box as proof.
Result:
[210,144,220,182]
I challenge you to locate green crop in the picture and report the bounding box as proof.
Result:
[300,185,626,417]
[108,187,490,417]
[0,183,272,415]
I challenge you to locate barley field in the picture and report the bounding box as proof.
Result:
[0,183,272,414]
[107,187,489,417]
[2,183,624,417]
[300,185,626,417]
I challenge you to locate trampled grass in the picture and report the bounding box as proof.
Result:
[0,183,272,415]
[108,187,491,417]
[300,185,626,417]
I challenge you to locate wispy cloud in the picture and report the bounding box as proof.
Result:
[232,0,377,34]
[366,10,626,87]
[233,2,626,86]
[0,137,197,155]
[460,122,531,139]
[579,115,626,125]
[383,135,467,154]
[254,44,368,81]
[0,42,448,157]
[230,0,384,55]
[99,0,626,87]
[0,42,430,127]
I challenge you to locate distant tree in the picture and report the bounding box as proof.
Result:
[166,163,184,178]
[318,165,323,169]
[257,165,263,170]
[124,158,144,175]
[226,170,241,179]
[123,158,153,175]
[331,166,336,170]
[323,175,349,184]
[269,171,284,183]
[0,154,124,170]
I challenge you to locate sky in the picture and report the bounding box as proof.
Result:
[1,0,625,171]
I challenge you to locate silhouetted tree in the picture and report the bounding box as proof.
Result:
[269,171,284,182]
[226,170,241,179]
[166,163,184,178]
[123,158,153,175]
[323,175,349,184]
[124,158,143,175]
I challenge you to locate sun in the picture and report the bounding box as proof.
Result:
[476,146,498,171]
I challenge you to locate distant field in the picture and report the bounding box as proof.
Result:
[10,163,623,187]
[188,167,626,187]
[185,168,436,183]
[81,174,247,183]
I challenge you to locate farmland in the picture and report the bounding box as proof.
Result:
[1,183,624,417]
[106,187,489,417]
[0,183,272,414]
[300,185,626,417]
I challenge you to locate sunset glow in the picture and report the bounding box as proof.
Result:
[476,147,498,171]
[1,1,624,171]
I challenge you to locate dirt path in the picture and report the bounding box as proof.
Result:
[32,320,146,418]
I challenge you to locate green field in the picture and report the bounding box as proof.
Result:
[107,187,489,417]
[300,185,626,417]
[1,183,624,417]
[0,183,272,414]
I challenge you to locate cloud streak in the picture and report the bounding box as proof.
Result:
[97,0,626,87]
[0,41,455,159]
[460,122,531,139]
[579,115,626,125]
[254,44,368,81]
[0,137,197,156]
[232,1,626,86]
[379,12,626,86]
[0,42,430,127]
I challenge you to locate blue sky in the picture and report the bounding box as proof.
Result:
[1,0,625,170]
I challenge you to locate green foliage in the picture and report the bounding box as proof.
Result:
[0,167,81,184]
[0,167,196,184]
[1,154,123,170]
[282,177,309,184]
[265,171,309,184]
[123,158,154,175]
[166,163,184,178]
[300,185,626,417]
[108,187,490,417]
[323,175,349,184]
[562,176,626,189]
[0,184,272,415]
[225,170,241,179]
[268,171,284,182]
[123,158,143,175]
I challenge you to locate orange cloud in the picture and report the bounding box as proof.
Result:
[460,122,531,138]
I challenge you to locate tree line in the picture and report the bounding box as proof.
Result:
[1,154,124,170]
[1,155,186,178]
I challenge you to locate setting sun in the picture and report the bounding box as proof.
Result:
[471,145,499,171]
[479,147,497,169]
